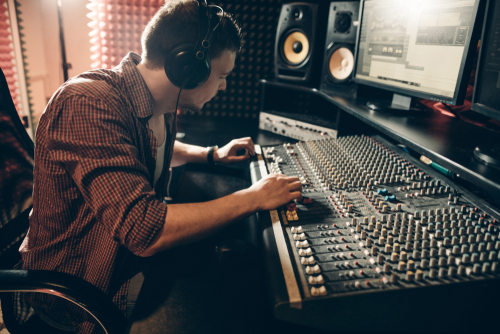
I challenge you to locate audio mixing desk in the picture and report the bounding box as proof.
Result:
[250,135,500,332]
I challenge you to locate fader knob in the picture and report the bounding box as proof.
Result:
[390,273,398,283]
[480,252,487,262]
[416,269,423,280]
[299,248,313,256]
[296,240,310,248]
[471,253,479,263]
[301,256,316,265]
[429,269,437,279]
[458,265,466,276]
[306,264,321,274]
[412,250,419,259]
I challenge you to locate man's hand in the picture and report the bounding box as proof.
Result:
[247,174,303,211]
[213,137,256,164]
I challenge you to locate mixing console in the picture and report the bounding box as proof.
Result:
[251,134,500,332]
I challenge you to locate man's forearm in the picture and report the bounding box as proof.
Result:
[140,188,257,256]
[170,140,209,167]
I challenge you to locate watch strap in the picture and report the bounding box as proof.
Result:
[207,145,218,165]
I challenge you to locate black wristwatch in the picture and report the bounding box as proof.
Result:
[207,145,218,165]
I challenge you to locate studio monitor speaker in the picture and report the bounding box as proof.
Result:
[274,3,328,87]
[320,1,360,95]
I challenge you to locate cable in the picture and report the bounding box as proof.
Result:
[441,102,459,118]
[166,167,173,200]
[175,77,188,113]
[165,78,188,202]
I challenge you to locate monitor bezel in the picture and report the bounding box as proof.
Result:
[471,0,500,121]
[353,0,484,106]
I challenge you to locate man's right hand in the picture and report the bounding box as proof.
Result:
[247,173,302,211]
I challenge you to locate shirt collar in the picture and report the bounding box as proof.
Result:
[120,52,155,119]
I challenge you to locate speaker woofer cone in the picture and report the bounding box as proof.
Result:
[282,30,310,65]
[328,46,354,82]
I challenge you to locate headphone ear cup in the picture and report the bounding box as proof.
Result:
[189,54,211,89]
[165,44,211,89]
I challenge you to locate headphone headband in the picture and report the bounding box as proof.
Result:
[195,1,224,62]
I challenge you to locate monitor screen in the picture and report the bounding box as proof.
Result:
[354,0,482,105]
[472,0,500,121]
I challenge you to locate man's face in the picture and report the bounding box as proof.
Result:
[179,50,236,112]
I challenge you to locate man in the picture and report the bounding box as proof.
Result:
[18,0,302,333]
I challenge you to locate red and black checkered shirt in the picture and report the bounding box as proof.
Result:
[20,52,176,333]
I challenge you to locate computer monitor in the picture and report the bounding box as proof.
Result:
[472,0,500,122]
[354,0,485,110]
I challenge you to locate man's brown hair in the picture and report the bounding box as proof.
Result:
[141,0,243,69]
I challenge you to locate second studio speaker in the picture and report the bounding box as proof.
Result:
[274,2,328,87]
[320,1,360,95]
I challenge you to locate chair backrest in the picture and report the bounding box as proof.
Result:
[0,66,34,269]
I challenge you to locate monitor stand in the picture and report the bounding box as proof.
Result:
[366,93,426,114]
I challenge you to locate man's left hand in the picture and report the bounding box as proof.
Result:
[213,137,255,164]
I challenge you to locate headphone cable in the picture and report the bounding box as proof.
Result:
[166,77,188,202]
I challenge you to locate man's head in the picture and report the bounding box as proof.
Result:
[141,0,243,71]
[140,0,243,112]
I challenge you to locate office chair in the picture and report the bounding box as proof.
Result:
[0,67,127,334]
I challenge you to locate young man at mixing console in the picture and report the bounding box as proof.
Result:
[17,0,302,332]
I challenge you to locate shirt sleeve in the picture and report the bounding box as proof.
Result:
[46,94,166,255]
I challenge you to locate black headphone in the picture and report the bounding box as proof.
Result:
[164,0,224,89]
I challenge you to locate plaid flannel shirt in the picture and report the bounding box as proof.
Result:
[19,52,176,333]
